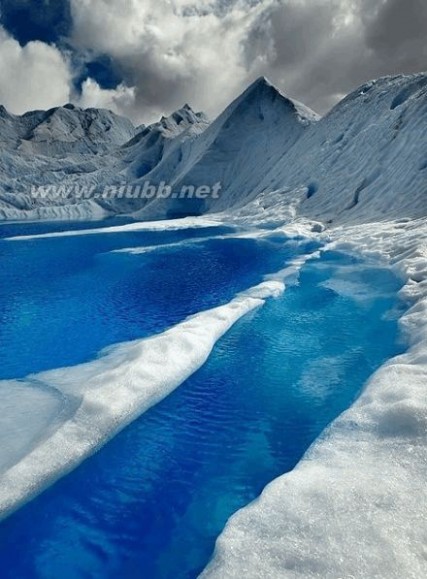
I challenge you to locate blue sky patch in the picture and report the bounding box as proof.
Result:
[0,0,72,45]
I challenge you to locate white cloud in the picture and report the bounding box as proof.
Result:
[79,78,136,116]
[70,0,273,122]
[0,27,71,114]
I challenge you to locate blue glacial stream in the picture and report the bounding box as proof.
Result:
[0,220,404,578]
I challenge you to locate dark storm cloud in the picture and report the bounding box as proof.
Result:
[241,0,427,114]
[68,0,276,123]
[244,0,335,69]
[364,0,427,70]
[66,0,427,121]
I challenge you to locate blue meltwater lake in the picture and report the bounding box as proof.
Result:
[0,219,404,578]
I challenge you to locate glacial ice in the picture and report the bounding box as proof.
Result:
[0,278,286,520]
[202,221,427,579]
[0,381,67,473]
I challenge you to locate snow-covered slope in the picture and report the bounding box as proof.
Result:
[0,104,136,155]
[0,104,137,219]
[137,77,318,218]
[121,103,209,180]
[259,74,427,224]
[1,73,426,224]
[0,102,209,220]
[131,73,427,222]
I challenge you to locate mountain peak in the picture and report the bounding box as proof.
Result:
[230,76,319,124]
[158,104,208,132]
[241,76,275,100]
[123,103,209,150]
[3,103,137,155]
[0,104,11,117]
[249,76,272,89]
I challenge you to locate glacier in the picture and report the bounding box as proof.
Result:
[0,240,403,577]
[0,72,426,577]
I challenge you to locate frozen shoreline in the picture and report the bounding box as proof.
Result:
[202,217,427,579]
[0,278,286,521]
[0,213,425,577]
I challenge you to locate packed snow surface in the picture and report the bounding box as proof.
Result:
[5,216,224,240]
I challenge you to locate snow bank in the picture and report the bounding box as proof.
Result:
[110,226,294,256]
[0,280,284,520]
[5,216,224,240]
[0,200,110,222]
[0,381,69,474]
[202,219,427,579]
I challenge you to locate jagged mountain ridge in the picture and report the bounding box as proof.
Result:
[120,104,210,181]
[0,73,426,222]
[0,102,209,219]
[0,104,137,155]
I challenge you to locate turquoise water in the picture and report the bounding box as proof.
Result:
[0,223,305,378]
[0,222,403,578]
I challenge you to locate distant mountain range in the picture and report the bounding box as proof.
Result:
[0,73,426,223]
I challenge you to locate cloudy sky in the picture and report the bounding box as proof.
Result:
[0,0,425,123]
